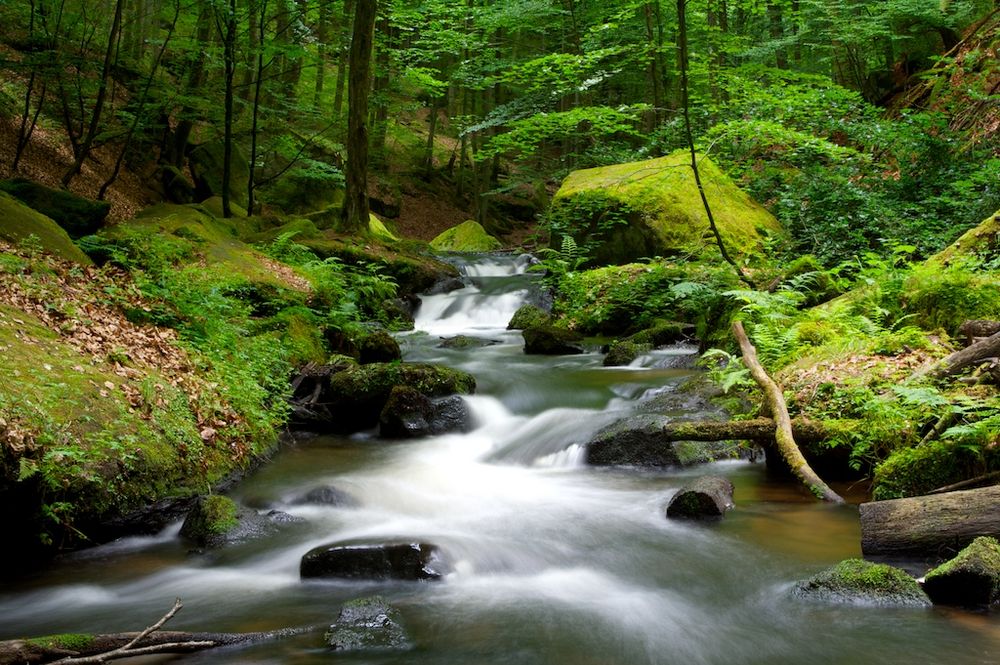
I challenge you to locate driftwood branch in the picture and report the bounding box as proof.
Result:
[0,599,306,665]
[913,329,1000,380]
[733,321,844,503]
[658,417,838,443]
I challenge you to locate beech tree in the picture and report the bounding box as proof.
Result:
[342,0,377,231]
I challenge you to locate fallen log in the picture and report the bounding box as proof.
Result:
[913,329,1000,380]
[859,485,1000,558]
[733,321,844,503]
[0,600,305,665]
[657,417,838,443]
[666,475,735,519]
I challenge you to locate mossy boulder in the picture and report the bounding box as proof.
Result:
[378,386,471,438]
[323,362,476,433]
[624,321,689,347]
[200,195,248,219]
[244,218,322,245]
[795,558,930,607]
[358,329,402,364]
[602,340,650,366]
[324,596,412,652]
[923,536,1000,606]
[507,304,552,330]
[437,335,500,349]
[158,164,196,203]
[929,209,1000,266]
[585,414,739,467]
[550,151,781,265]
[522,325,584,355]
[179,495,299,548]
[872,439,991,500]
[262,172,344,215]
[0,178,110,239]
[188,140,250,206]
[369,213,399,242]
[0,191,92,264]
[430,220,502,253]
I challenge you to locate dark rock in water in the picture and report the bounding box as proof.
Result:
[291,485,358,507]
[603,340,651,367]
[666,476,735,519]
[794,558,930,607]
[922,536,1000,607]
[324,596,411,652]
[585,414,739,467]
[437,335,500,349]
[301,542,446,580]
[624,321,692,347]
[180,495,299,548]
[522,325,584,355]
[358,329,402,364]
[382,296,417,329]
[507,304,551,330]
[379,387,471,438]
[0,178,110,238]
[425,276,466,295]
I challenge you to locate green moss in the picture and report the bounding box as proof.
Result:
[796,558,929,606]
[926,537,1000,580]
[872,440,987,500]
[550,150,782,265]
[244,218,322,245]
[199,495,240,534]
[188,141,250,206]
[0,192,92,264]
[369,214,399,242]
[430,220,503,252]
[902,262,1000,334]
[0,178,110,239]
[26,633,95,651]
[929,210,1000,266]
[200,196,249,219]
[603,340,650,366]
[507,304,551,330]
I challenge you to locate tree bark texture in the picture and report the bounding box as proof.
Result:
[733,321,844,503]
[342,0,376,232]
[860,485,1000,558]
[666,475,735,519]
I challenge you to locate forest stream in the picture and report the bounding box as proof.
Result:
[1,255,999,664]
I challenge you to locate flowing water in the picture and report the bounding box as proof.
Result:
[2,255,998,664]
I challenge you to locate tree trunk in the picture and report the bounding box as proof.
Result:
[767,1,787,69]
[313,0,332,109]
[168,0,213,167]
[333,0,355,118]
[221,0,238,218]
[733,321,844,503]
[643,3,665,128]
[918,330,1000,379]
[248,0,269,212]
[62,0,124,187]
[341,0,377,232]
[666,475,735,519]
[656,417,837,443]
[859,485,1000,558]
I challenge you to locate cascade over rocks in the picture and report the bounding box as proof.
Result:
[301,542,447,580]
[549,151,781,265]
[290,485,358,507]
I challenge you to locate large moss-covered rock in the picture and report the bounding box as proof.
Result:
[795,558,930,607]
[602,340,650,366]
[430,220,502,253]
[522,325,584,355]
[0,191,92,264]
[188,141,250,206]
[0,179,110,239]
[379,387,471,438]
[927,210,1000,265]
[324,596,411,652]
[507,304,552,330]
[358,329,402,364]
[323,362,476,432]
[922,536,1000,606]
[550,151,781,265]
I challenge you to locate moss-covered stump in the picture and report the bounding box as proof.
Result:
[929,210,1000,266]
[0,191,92,264]
[179,495,300,548]
[188,141,250,206]
[585,414,739,467]
[319,362,476,433]
[430,220,502,252]
[324,596,412,652]
[549,150,781,265]
[794,559,930,607]
[666,476,735,519]
[358,329,402,364]
[507,304,551,330]
[603,340,651,366]
[0,178,110,239]
[922,537,1000,607]
[522,325,584,355]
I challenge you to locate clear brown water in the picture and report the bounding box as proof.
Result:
[1,256,998,664]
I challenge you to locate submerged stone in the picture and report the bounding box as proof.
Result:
[290,485,358,507]
[922,536,1000,607]
[324,596,411,652]
[301,542,446,580]
[794,558,930,607]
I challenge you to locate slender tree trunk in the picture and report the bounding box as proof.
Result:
[248,0,270,212]
[221,0,238,218]
[370,9,391,162]
[168,0,213,167]
[13,0,45,173]
[643,3,665,128]
[332,0,355,118]
[98,0,180,199]
[62,0,124,187]
[767,1,787,69]
[423,91,440,179]
[342,0,377,232]
[313,0,332,109]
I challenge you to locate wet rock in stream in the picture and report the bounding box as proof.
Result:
[290,485,359,507]
[325,596,412,652]
[585,414,740,467]
[180,495,303,548]
[666,475,735,519]
[379,387,471,438]
[301,542,447,581]
[794,559,930,607]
